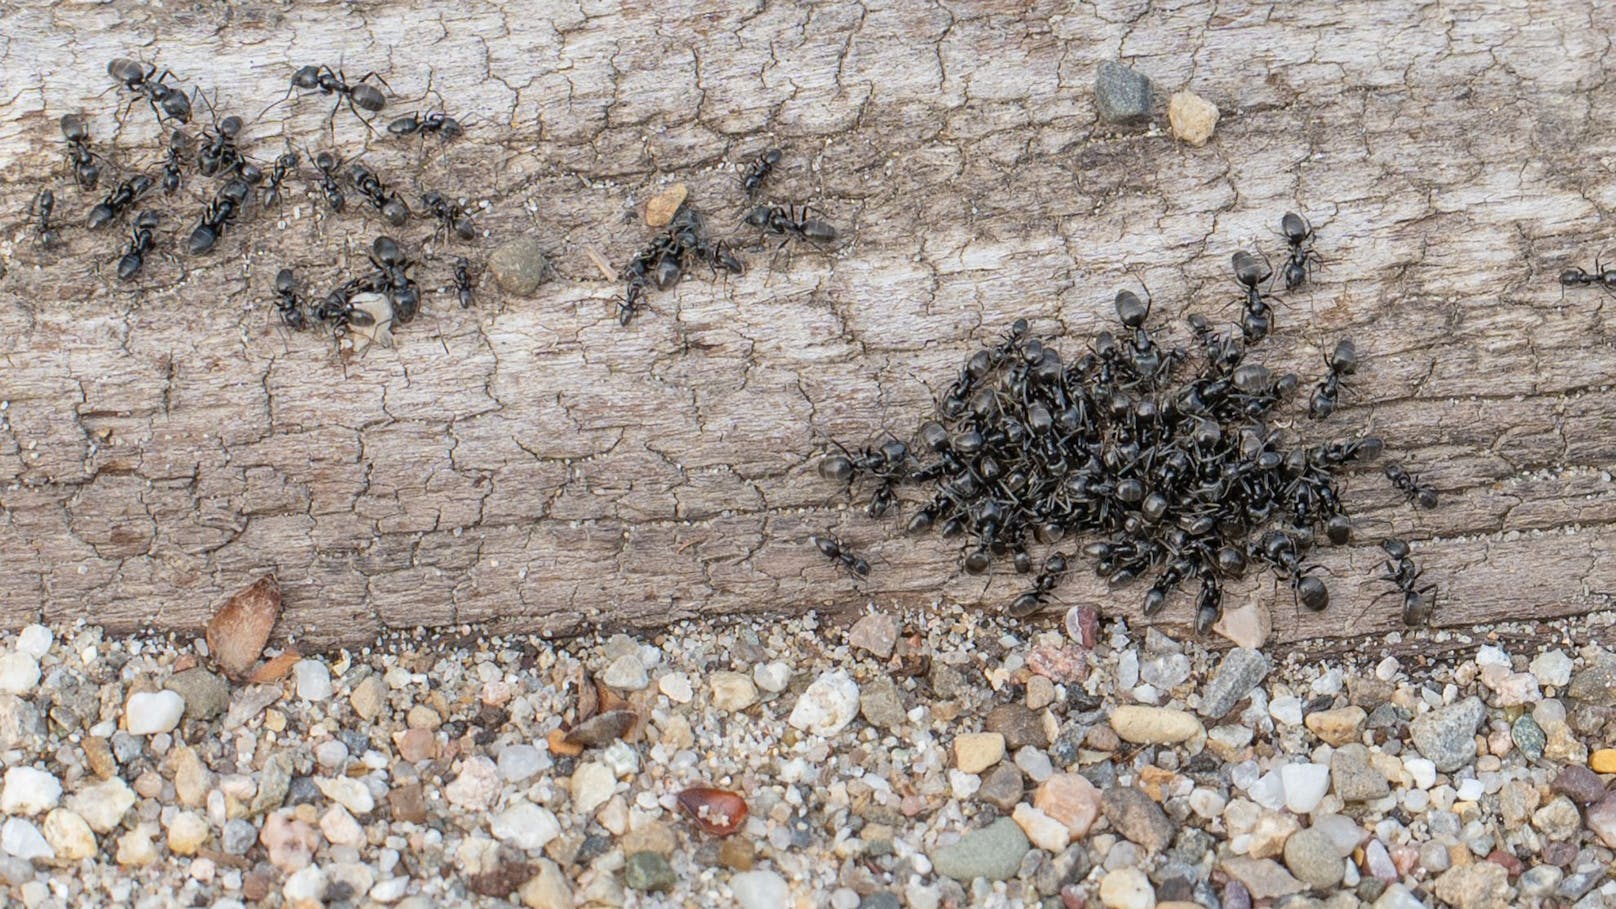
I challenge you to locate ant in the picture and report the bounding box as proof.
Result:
[1279,212,1320,289]
[195,96,247,178]
[1008,552,1068,617]
[115,210,159,281]
[1308,339,1358,420]
[1559,256,1616,294]
[1384,463,1437,509]
[106,57,192,124]
[270,64,388,130]
[87,174,154,230]
[260,151,299,207]
[1231,251,1273,342]
[422,192,476,240]
[370,235,420,323]
[1378,538,1436,626]
[309,150,346,212]
[452,256,476,308]
[388,110,464,140]
[273,268,309,330]
[187,178,251,255]
[741,147,782,197]
[60,114,101,189]
[810,534,870,578]
[350,162,410,226]
[30,190,59,248]
[161,129,189,194]
[746,203,838,246]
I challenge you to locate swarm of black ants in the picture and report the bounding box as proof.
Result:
[815,214,1441,634]
[616,147,840,326]
[29,59,481,354]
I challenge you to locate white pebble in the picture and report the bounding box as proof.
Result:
[1015,748,1054,783]
[490,801,560,851]
[658,673,694,703]
[0,818,52,860]
[788,670,859,736]
[14,626,52,660]
[316,777,375,815]
[293,660,333,701]
[0,653,40,694]
[1530,650,1573,688]
[753,661,792,692]
[730,870,789,909]
[283,866,327,905]
[445,756,501,811]
[1404,757,1438,789]
[601,654,649,691]
[1280,763,1330,814]
[125,690,185,735]
[948,769,981,799]
[1098,866,1155,909]
[0,767,61,816]
[1269,696,1304,727]
[497,744,546,782]
[1248,771,1287,812]
[571,762,615,815]
[1188,788,1227,819]
[600,741,639,778]
[1403,788,1430,812]
[1456,778,1485,802]
[314,740,349,770]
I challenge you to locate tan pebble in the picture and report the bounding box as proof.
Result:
[1012,803,1071,852]
[1035,773,1101,838]
[82,737,116,780]
[1591,749,1616,774]
[620,821,677,857]
[1026,676,1057,711]
[1168,89,1220,147]
[406,705,442,730]
[115,825,159,867]
[953,732,1007,773]
[519,858,574,909]
[644,185,688,228]
[718,837,756,871]
[1109,705,1204,745]
[43,809,96,861]
[395,728,438,763]
[1305,706,1367,747]
[263,709,286,732]
[166,812,210,855]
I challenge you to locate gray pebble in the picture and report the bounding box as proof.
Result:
[0,856,33,886]
[487,234,551,296]
[110,730,143,763]
[222,819,258,855]
[1095,61,1152,123]
[859,894,901,909]
[1567,653,1616,706]
[976,762,1024,811]
[623,851,676,892]
[930,817,1030,882]
[859,677,906,730]
[1409,696,1486,772]
[165,668,230,722]
[1511,715,1546,760]
[1100,785,1174,853]
[1330,743,1390,802]
[1285,828,1344,889]
[1199,648,1270,719]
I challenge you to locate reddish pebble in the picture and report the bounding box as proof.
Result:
[676,787,748,836]
[395,728,437,763]
[1064,605,1100,649]
[1028,644,1088,683]
[1487,849,1523,877]
[1061,883,1086,908]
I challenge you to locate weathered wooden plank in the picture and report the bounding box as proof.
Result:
[0,0,1613,647]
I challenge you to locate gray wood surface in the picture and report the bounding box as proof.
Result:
[1,1,1613,647]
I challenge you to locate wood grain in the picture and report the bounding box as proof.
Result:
[1,1,1613,647]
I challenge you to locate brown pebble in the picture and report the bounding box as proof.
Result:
[394,728,438,763]
[717,836,756,870]
[677,787,749,837]
[564,709,639,748]
[389,782,428,825]
[986,703,1049,750]
[469,862,535,898]
[644,185,688,228]
[206,575,281,679]
[1085,724,1121,752]
[83,737,117,779]
[242,870,273,902]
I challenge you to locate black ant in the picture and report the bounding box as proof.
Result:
[1008,552,1068,617]
[1231,251,1273,342]
[1559,256,1616,294]
[810,534,870,578]
[195,97,246,178]
[1378,538,1436,626]
[1279,212,1320,289]
[452,257,476,308]
[260,151,299,207]
[161,129,189,194]
[106,57,192,124]
[187,178,250,255]
[309,151,346,212]
[746,203,838,246]
[1308,339,1358,420]
[30,190,59,248]
[388,110,464,140]
[1384,463,1437,509]
[116,210,159,281]
[87,175,154,230]
[422,192,475,240]
[269,64,388,130]
[274,268,309,330]
[741,147,782,197]
[370,235,420,323]
[60,114,101,190]
[350,162,410,226]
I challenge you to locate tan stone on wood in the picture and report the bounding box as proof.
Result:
[0,2,1612,647]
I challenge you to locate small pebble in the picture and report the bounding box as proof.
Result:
[1167,90,1219,146]
[1110,705,1203,744]
[787,670,859,736]
[1098,866,1155,909]
[125,690,185,735]
[0,768,60,816]
[1095,60,1152,124]
[730,869,788,909]
[293,660,333,701]
[487,234,550,295]
[0,654,39,695]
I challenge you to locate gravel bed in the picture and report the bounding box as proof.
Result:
[0,606,1613,909]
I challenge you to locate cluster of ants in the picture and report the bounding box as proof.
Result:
[28,58,477,351]
[814,213,1442,632]
[617,147,840,325]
